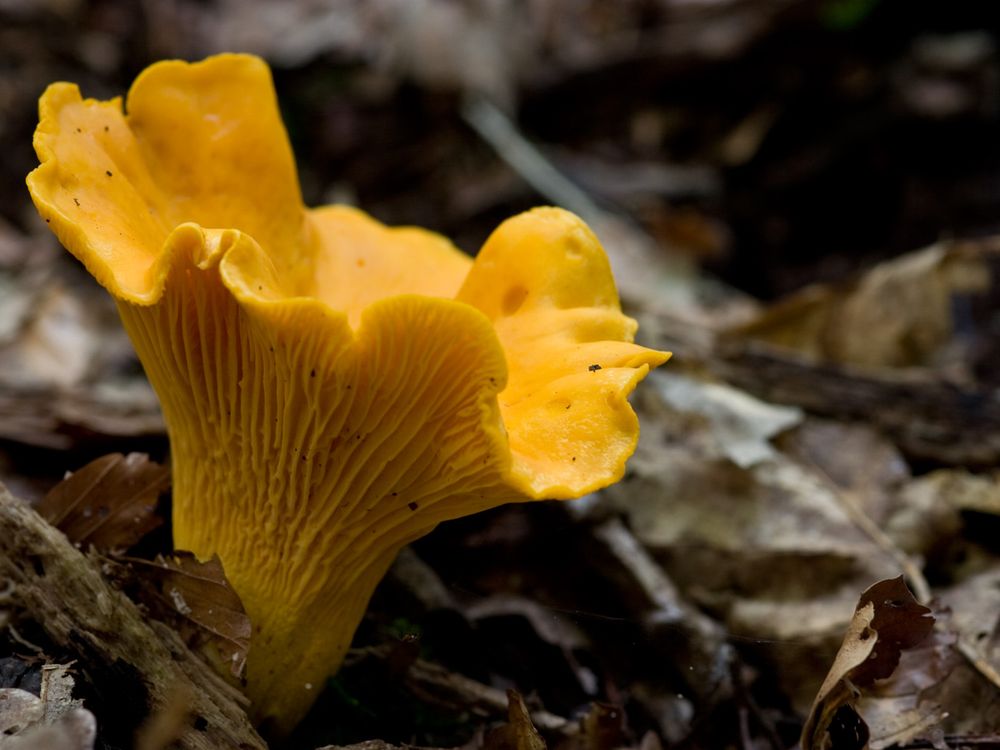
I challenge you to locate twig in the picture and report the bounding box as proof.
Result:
[461,95,708,314]
[955,639,1000,693]
[0,483,264,750]
[461,94,603,223]
[731,659,785,750]
[803,457,931,602]
[6,623,45,655]
[592,517,735,703]
[737,705,754,750]
[349,645,571,734]
[895,734,1000,748]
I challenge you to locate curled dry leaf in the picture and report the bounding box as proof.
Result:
[927,568,1000,736]
[124,553,251,681]
[909,468,1000,516]
[800,577,935,750]
[650,370,802,469]
[856,621,956,750]
[0,382,165,452]
[0,688,45,736]
[36,453,168,553]
[726,239,997,371]
[0,663,97,750]
[484,690,547,750]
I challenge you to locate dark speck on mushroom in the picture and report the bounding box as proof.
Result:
[73,198,80,207]
[105,170,113,177]
[408,502,419,511]
[588,364,602,372]
[103,125,109,132]
[310,369,316,378]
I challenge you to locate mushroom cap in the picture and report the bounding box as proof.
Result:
[27,53,669,730]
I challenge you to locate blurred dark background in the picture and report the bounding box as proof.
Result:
[3,0,1000,301]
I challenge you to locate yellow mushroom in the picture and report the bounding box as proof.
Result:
[26,53,669,732]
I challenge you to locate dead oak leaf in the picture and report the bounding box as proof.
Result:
[725,239,995,370]
[36,453,167,553]
[124,553,251,681]
[801,577,934,750]
[485,690,547,750]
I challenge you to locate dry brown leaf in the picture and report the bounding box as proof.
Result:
[650,370,802,468]
[0,227,135,392]
[484,690,547,750]
[0,382,165,451]
[552,702,629,750]
[36,453,167,553]
[925,568,1000,736]
[910,469,1000,516]
[0,688,44,736]
[727,239,998,371]
[858,622,955,750]
[0,663,97,750]
[800,577,935,750]
[781,420,909,517]
[124,553,251,681]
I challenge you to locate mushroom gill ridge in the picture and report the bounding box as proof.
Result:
[27,53,670,732]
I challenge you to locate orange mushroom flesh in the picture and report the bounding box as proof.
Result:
[27,54,669,732]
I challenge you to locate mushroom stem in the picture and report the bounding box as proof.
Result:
[27,54,668,736]
[116,228,514,732]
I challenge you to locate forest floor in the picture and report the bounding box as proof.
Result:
[2,2,1000,749]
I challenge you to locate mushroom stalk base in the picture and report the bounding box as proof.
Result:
[116,242,516,732]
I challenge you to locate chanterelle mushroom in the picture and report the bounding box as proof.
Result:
[27,53,669,731]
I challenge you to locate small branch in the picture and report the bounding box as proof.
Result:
[461,95,603,223]
[955,639,1000,693]
[807,459,931,603]
[349,646,571,734]
[712,341,1000,466]
[895,734,1000,748]
[0,483,265,750]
